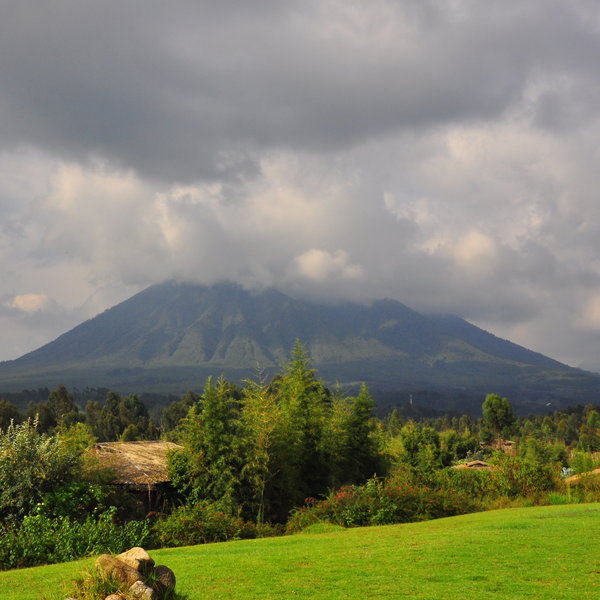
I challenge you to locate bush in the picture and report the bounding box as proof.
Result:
[0,507,153,570]
[0,418,80,522]
[487,453,560,498]
[569,451,600,475]
[153,501,257,547]
[286,473,479,533]
[36,481,110,520]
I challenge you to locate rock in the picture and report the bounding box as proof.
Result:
[117,547,155,575]
[95,554,142,586]
[153,564,176,593]
[104,595,125,600]
[129,579,157,600]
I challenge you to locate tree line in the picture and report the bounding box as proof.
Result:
[0,341,599,570]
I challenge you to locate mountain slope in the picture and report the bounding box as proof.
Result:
[0,281,598,408]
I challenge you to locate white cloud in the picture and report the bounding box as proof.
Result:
[291,249,363,282]
[9,294,48,313]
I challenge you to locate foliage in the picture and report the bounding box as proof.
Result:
[170,343,383,524]
[386,420,443,474]
[486,452,560,498]
[0,398,22,430]
[239,377,281,524]
[482,393,515,436]
[569,450,600,474]
[0,418,80,522]
[85,391,159,442]
[153,501,256,547]
[35,481,109,521]
[0,507,153,570]
[169,377,244,512]
[286,472,479,533]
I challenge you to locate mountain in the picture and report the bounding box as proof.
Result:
[1,281,598,411]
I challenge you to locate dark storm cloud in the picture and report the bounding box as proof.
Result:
[1,0,599,182]
[2,0,600,369]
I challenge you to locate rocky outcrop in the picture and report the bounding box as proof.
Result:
[68,547,177,600]
[117,546,155,576]
[96,554,142,586]
[154,565,177,594]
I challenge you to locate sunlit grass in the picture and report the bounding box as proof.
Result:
[2,503,599,600]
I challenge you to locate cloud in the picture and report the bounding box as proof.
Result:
[1,1,600,370]
[2,1,599,183]
[291,249,363,282]
[9,294,49,313]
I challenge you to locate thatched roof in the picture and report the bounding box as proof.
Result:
[564,467,600,486]
[452,460,492,471]
[91,441,183,488]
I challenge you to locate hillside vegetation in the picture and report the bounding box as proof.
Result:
[1,503,598,600]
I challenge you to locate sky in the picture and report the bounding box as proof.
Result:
[1,0,600,371]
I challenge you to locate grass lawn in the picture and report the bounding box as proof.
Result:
[2,503,599,600]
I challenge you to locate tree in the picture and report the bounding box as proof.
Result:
[482,393,515,437]
[47,384,80,428]
[162,391,199,433]
[0,398,22,430]
[395,421,442,473]
[88,392,156,441]
[0,418,79,522]
[170,377,244,510]
[271,340,330,513]
[240,378,280,523]
[335,383,382,484]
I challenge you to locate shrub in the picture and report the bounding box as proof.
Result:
[286,473,479,533]
[36,481,109,520]
[0,418,80,522]
[487,453,560,498]
[0,507,153,570]
[569,451,600,475]
[153,501,257,547]
[566,474,600,503]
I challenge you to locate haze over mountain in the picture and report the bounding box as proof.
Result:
[0,281,598,412]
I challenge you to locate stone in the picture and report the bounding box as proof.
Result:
[104,595,125,600]
[95,554,142,586]
[129,579,157,600]
[153,564,176,593]
[117,547,155,575]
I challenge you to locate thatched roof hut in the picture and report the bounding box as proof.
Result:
[91,440,183,490]
[452,460,492,471]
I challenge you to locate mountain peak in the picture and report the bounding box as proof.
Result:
[0,281,598,409]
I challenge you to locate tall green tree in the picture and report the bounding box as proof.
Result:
[482,393,515,437]
[271,340,330,513]
[328,383,382,485]
[47,384,80,428]
[170,377,244,510]
[240,378,280,523]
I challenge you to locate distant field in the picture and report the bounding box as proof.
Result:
[2,503,599,600]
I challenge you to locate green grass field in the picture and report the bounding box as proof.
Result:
[2,503,599,600]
